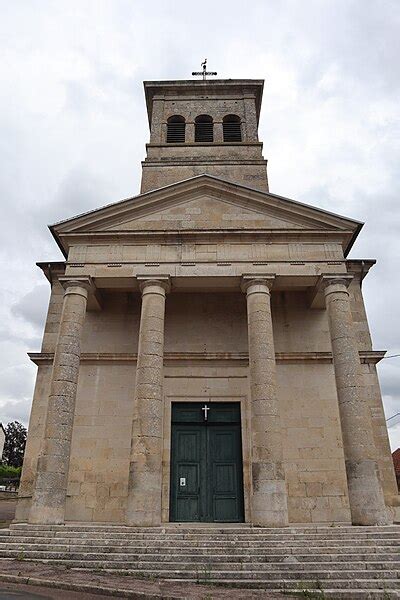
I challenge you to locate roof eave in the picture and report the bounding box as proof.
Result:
[344,221,364,257]
[37,260,66,283]
[49,224,68,259]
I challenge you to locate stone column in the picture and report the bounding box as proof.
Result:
[29,277,92,524]
[323,275,391,525]
[126,276,170,526]
[241,275,288,527]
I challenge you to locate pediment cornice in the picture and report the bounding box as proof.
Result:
[50,175,362,257]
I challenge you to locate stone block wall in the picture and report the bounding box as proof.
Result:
[164,292,248,353]
[81,292,140,354]
[15,365,52,521]
[141,163,269,194]
[348,278,373,350]
[272,291,331,353]
[278,363,351,523]
[364,362,398,504]
[65,363,135,522]
[41,279,64,353]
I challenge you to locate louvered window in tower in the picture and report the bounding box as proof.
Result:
[167,116,185,143]
[223,115,242,142]
[195,115,213,142]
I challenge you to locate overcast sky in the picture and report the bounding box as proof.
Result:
[0,0,399,449]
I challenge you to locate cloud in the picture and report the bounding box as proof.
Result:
[47,165,115,225]
[0,1,399,455]
[0,397,32,427]
[11,284,50,330]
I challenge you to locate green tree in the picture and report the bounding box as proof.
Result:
[0,464,21,480]
[2,421,27,467]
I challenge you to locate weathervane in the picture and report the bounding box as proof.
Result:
[192,59,217,81]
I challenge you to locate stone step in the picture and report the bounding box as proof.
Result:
[91,569,400,581]
[2,548,400,569]
[7,558,399,583]
[8,528,400,541]
[0,542,400,561]
[9,523,399,535]
[201,579,400,591]
[1,540,398,554]
[1,550,398,566]
[58,568,400,589]
[3,525,398,596]
[5,536,400,548]
[10,523,400,534]
[166,577,400,592]
[1,541,398,559]
[2,539,397,548]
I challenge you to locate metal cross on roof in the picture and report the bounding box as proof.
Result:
[192,59,217,81]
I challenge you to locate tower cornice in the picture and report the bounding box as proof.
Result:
[144,79,264,126]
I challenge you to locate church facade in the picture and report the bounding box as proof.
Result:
[16,78,399,527]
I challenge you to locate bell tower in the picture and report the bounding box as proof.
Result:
[141,79,268,193]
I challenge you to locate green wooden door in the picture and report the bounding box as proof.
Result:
[170,403,244,522]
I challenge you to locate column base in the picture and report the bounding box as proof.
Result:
[126,458,163,527]
[346,459,393,526]
[28,468,67,524]
[29,505,65,525]
[251,478,289,527]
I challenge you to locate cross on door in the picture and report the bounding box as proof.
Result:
[201,404,210,421]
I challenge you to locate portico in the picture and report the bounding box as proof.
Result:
[18,257,394,526]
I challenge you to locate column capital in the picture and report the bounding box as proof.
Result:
[241,274,275,294]
[59,275,96,296]
[58,276,101,310]
[59,276,94,292]
[137,275,171,295]
[319,274,353,296]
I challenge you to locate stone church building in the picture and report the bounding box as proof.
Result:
[16,78,399,527]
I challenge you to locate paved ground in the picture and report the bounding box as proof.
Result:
[0,560,294,599]
[0,500,16,527]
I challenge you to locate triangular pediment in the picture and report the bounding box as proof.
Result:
[102,194,316,232]
[51,175,362,254]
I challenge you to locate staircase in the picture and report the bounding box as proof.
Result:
[0,523,399,598]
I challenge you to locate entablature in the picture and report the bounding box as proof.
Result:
[28,349,386,366]
[39,259,376,304]
[62,267,348,293]
[62,232,349,270]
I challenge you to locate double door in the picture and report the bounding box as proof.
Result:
[170,402,244,523]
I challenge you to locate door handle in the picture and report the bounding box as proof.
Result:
[179,477,186,487]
